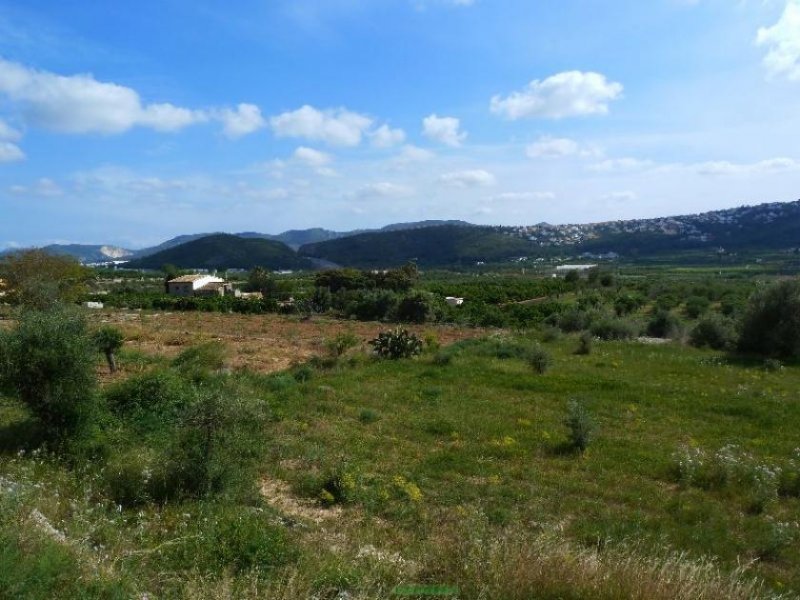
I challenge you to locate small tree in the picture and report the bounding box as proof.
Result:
[739,279,800,359]
[0,250,90,309]
[93,326,124,373]
[564,399,593,453]
[0,309,98,442]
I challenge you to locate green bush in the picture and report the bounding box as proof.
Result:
[575,331,593,355]
[0,309,98,444]
[689,315,737,351]
[396,292,436,323]
[527,345,553,374]
[738,279,800,359]
[92,326,125,373]
[104,369,190,424]
[590,317,638,341]
[684,295,711,319]
[646,310,682,339]
[325,332,359,358]
[157,385,268,502]
[161,505,297,573]
[369,328,423,359]
[172,342,227,382]
[564,399,593,453]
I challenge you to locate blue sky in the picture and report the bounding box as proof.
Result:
[0,0,799,249]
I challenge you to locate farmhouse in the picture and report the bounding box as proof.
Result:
[555,264,597,273]
[167,274,239,297]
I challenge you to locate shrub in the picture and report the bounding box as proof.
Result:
[590,318,638,341]
[539,325,562,343]
[396,292,436,323]
[358,408,380,424]
[325,332,359,358]
[162,505,296,573]
[646,310,682,339]
[575,332,593,355]
[684,295,711,319]
[157,385,268,502]
[614,293,644,317]
[369,328,423,359]
[0,309,98,443]
[689,316,737,351]
[564,399,593,453]
[319,464,359,505]
[172,342,227,382]
[104,369,190,423]
[738,279,800,359]
[527,345,553,374]
[92,326,125,373]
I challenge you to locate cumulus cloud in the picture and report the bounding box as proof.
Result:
[0,118,21,141]
[590,157,656,172]
[396,144,435,162]
[0,58,208,134]
[491,71,623,119]
[439,169,496,187]
[370,124,406,148]
[757,0,800,81]
[0,141,25,162]
[526,136,580,159]
[270,105,373,146]
[293,146,332,167]
[422,114,467,147]
[218,103,266,138]
[353,182,414,200]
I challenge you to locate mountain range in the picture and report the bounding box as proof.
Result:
[3,202,799,269]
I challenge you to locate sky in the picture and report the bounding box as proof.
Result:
[0,0,799,249]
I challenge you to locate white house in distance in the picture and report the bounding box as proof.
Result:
[167,274,226,297]
[555,264,597,274]
[445,296,464,307]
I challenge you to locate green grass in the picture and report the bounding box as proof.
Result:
[261,336,800,590]
[2,332,800,597]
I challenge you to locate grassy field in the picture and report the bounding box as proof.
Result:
[1,309,799,598]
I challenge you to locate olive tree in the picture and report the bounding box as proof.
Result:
[0,309,98,442]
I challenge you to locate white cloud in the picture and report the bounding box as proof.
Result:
[439,169,496,187]
[491,71,623,119]
[370,124,406,147]
[0,118,21,141]
[270,105,373,146]
[590,157,656,172]
[218,103,266,138]
[757,0,800,81]
[0,58,208,134]
[601,191,638,202]
[489,191,557,202]
[527,137,579,158]
[0,141,25,162]
[353,182,414,200]
[396,144,435,162]
[293,146,332,167]
[8,177,63,196]
[526,136,602,159]
[422,114,467,147]
[694,157,800,175]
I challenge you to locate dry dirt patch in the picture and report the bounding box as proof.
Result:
[88,311,485,375]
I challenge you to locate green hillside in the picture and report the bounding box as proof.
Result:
[126,234,312,270]
[300,225,536,268]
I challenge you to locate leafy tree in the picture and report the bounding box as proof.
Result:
[738,279,800,359]
[247,267,277,298]
[0,250,90,309]
[0,309,98,442]
[93,326,125,373]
